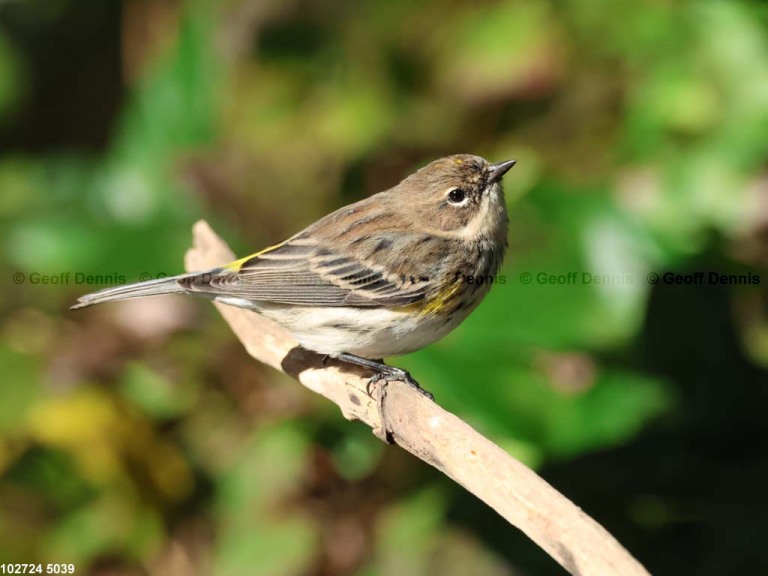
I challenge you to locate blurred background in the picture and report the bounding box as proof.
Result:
[1,0,767,574]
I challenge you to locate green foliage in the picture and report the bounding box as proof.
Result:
[1,0,766,573]
[213,425,318,576]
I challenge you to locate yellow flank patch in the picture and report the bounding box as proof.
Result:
[222,241,286,272]
[421,281,461,316]
[397,280,461,316]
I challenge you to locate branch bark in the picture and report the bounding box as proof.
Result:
[185,220,650,576]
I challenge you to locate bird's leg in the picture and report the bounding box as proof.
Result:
[335,353,434,401]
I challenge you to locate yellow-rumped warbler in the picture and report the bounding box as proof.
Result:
[73,155,516,398]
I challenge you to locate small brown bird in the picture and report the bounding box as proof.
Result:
[73,155,516,397]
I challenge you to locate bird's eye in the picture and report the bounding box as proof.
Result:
[447,188,467,205]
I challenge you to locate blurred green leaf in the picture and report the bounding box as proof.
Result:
[375,488,447,576]
[44,496,162,564]
[0,30,26,122]
[120,361,198,419]
[214,514,318,576]
[331,425,384,481]
[214,424,317,576]
[0,348,42,435]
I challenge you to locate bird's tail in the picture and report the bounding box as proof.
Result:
[71,271,202,310]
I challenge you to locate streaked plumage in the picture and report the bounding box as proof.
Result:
[73,154,515,396]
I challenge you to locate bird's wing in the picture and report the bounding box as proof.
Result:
[187,236,434,308]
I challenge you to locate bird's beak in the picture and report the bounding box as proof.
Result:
[489,160,516,182]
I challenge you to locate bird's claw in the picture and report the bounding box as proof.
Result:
[366,369,434,401]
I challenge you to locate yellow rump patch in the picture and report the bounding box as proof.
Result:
[222,241,286,272]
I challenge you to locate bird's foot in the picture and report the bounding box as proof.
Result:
[335,353,434,401]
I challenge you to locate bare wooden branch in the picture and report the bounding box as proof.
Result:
[185,220,650,576]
